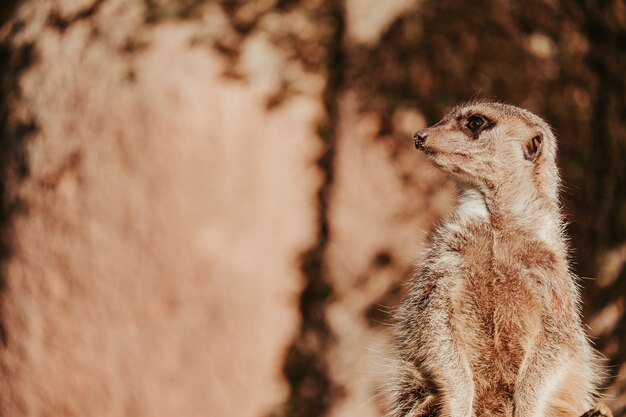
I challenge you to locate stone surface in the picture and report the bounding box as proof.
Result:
[1,1,625,417]
[0,3,322,416]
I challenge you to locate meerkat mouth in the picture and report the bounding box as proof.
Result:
[419,146,467,160]
[421,147,470,162]
[419,149,473,176]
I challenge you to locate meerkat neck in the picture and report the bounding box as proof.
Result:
[454,182,565,250]
[454,186,489,223]
[493,184,564,248]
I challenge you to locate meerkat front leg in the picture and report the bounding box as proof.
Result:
[427,349,474,417]
[395,341,474,417]
[514,319,597,417]
[394,290,475,417]
[513,334,567,417]
[419,300,475,417]
[514,363,558,417]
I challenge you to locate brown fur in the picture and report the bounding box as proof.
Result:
[388,103,603,417]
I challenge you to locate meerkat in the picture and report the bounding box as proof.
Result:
[388,102,607,417]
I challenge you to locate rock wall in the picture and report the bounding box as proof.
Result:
[0,2,323,416]
[1,1,625,417]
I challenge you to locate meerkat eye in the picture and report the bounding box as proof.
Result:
[466,115,486,132]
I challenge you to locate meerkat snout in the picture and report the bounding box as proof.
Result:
[414,131,428,149]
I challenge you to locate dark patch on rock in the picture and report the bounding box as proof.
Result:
[46,0,105,32]
[274,2,346,417]
[373,250,393,269]
[0,12,39,348]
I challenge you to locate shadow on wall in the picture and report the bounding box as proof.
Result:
[0,0,37,346]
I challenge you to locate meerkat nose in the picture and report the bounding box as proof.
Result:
[414,131,428,149]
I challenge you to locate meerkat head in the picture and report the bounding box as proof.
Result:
[414,102,560,206]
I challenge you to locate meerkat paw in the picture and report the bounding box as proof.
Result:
[579,403,613,417]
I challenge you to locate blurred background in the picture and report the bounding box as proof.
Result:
[0,0,624,416]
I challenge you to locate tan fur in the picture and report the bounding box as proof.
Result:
[388,103,603,417]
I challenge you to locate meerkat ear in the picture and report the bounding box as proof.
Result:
[524,134,543,161]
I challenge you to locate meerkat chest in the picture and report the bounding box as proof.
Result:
[446,227,545,380]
